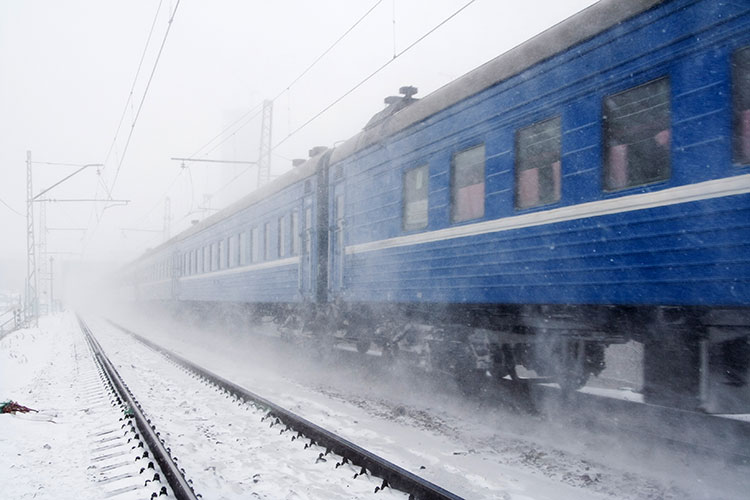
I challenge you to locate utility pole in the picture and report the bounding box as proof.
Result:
[25,151,38,326]
[25,158,107,322]
[257,99,273,187]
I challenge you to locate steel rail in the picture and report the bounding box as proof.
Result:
[107,320,464,500]
[78,316,200,500]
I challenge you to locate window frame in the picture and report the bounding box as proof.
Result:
[290,210,300,256]
[514,115,562,210]
[732,46,750,165]
[278,215,287,258]
[450,143,486,223]
[602,76,671,192]
[239,232,248,266]
[402,164,429,231]
[251,226,260,263]
[264,222,271,260]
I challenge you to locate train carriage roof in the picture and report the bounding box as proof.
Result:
[129,152,324,264]
[127,0,665,267]
[330,0,664,164]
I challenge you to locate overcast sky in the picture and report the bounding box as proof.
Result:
[0,0,597,290]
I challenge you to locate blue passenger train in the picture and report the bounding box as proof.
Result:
[121,0,750,411]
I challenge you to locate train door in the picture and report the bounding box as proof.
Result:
[299,196,314,297]
[329,183,345,295]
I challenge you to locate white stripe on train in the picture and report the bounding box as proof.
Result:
[346,173,750,255]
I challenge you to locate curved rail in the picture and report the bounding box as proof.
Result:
[107,320,464,500]
[78,316,200,500]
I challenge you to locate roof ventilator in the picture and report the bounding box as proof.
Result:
[364,86,419,130]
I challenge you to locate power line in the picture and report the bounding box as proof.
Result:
[135,169,185,225]
[81,0,163,242]
[273,0,478,150]
[184,0,384,162]
[102,0,165,176]
[280,0,384,95]
[108,0,181,198]
[0,197,24,217]
[31,161,91,167]
[186,103,264,160]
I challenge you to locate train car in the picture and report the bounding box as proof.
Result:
[123,0,750,412]
[123,151,331,321]
[324,0,750,411]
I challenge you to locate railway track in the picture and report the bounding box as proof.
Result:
[78,316,198,500]
[268,322,750,466]
[79,315,464,499]
[267,327,750,465]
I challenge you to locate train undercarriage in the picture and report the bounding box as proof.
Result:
[158,299,750,413]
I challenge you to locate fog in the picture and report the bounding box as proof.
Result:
[4,2,750,499]
[1,0,596,283]
[83,295,750,500]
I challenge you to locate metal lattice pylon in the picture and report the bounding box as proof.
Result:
[257,99,273,187]
[25,150,38,325]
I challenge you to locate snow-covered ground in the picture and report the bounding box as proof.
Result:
[86,316,407,499]
[0,314,169,499]
[2,310,749,499]
[103,308,750,500]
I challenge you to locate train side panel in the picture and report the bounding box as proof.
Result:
[334,0,750,310]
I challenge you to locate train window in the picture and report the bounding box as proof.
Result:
[251,226,260,262]
[228,235,239,268]
[264,222,272,260]
[218,239,226,270]
[279,216,287,258]
[211,242,218,271]
[290,210,300,256]
[263,222,271,260]
[451,144,485,222]
[603,77,671,191]
[733,46,750,165]
[515,116,561,209]
[239,232,248,266]
[203,246,210,273]
[305,207,312,256]
[403,164,429,230]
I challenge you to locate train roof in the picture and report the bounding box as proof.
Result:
[130,152,324,264]
[330,0,664,164]
[128,0,664,266]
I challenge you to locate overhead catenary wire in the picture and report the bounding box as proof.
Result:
[183,0,384,163]
[83,0,180,258]
[182,0,477,224]
[131,0,477,246]
[273,0,478,150]
[107,0,181,200]
[101,0,165,180]
[0,197,24,217]
[172,1,387,222]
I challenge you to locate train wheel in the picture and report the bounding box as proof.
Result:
[356,339,371,354]
[381,342,399,365]
[554,340,590,392]
[454,346,483,395]
[492,344,520,381]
